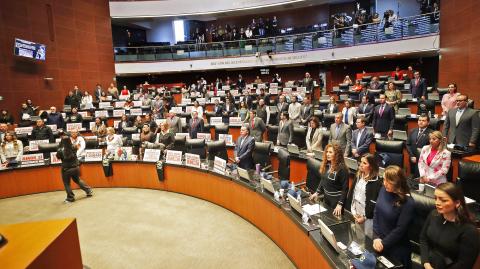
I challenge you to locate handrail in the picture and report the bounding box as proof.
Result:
[114,12,440,62]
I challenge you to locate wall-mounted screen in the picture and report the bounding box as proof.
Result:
[14,38,46,61]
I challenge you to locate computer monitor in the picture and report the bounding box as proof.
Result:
[237,167,253,182]
[287,193,303,215]
[260,178,275,194]
[318,219,341,253]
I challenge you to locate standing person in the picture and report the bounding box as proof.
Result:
[56,136,93,203]
[299,97,313,126]
[410,71,427,100]
[166,111,182,135]
[288,95,302,123]
[329,113,352,157]
[341,99,356,126]
[302,72,314,93]
[277,112,294,146]
[385,82,402,112]
[247,111,266,142]
[442,94,479,148]
[305,117,323,152]
[406,115,432,178]
[346,153,382,238]
[0,131,23,167]
[234,126,255,169]
[441,83,460,116]
[372,94,395,138]
[418,131,451,186]
[188,111,204,139]
[420,182,480,269]
[351,116,373,158]
[373,165,415,269]
[309,144,349,216]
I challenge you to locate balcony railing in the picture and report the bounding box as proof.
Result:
[114,12,439,62]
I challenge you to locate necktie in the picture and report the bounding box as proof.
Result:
[416,129,424,143]
[379,105,384,117]
[344,109,349,124]
[251,119,254,128]
[336,125,340,139]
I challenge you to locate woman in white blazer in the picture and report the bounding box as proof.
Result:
[306,117,323,152]
[418,131,451,186]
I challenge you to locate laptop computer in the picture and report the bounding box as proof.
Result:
[288,193,303,215]
[397,108,411,116]
[318,219,341,253]
[345,157,359,171]
[402,93,413,100]
[424,184,436,198]
[237,167,255,182]
[287,144,300,155]
[261,178,276,194]
[313,150,324,160]
[392,130,407,141]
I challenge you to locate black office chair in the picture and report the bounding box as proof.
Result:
[300,158,322,193]
[393,115,408,131]
[267,125,278,144]
[417,100,435,116]
[321,130,330,149]
[186,138,206,159]
[122,126,138,141]
[252,142,271,169]
[293,126,306,149]
[38,143,60,159]
[17,133,30,147]
[85,138,99,149]
[172,135,186,154]
[409,192,436,255]
[428,118,441,131]
[205,111,217,124]
[378,75,389,82]
[277,148,290,181]
[206,140,228,161]
[322,113,335,128]
[375,140,404,167]
[214,124,229,140]
[268,111,278,125]
[457,161,480,202]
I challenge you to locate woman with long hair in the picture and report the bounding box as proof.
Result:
[385,81,402,111]
[56,136,92,203]
[309,144,349,216]
[0,131,23,166]
[441,83,460,116]
[418,131,451,186]
[420,182,479,269]
[346,153,382,238]
[373,165,415,269]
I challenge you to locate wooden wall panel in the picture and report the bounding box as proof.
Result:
[438,0,480,104]
[0,0,115,118]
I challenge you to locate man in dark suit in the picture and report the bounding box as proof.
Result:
[442,94,480,148]
[406,115,432,177]
[236,74,246,91]
[213,99,224,116]
[356,96,374,124]
[188,111,204,139]
[409,71,427,100]
[351,116,373,158]
[222,99,236,123]
[94,84,104,101]
[329,112,352,157]
[299,97,313,126]
[372,94,395,137]
[277,111,294,146]
[234,126,255,169]
[246,110,266,142]
[302,72,314,93]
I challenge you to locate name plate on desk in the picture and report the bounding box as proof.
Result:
[176,133,190,139]
[131,133,140,140]
[115,101,126,108]
[197,133,211,142]
[213,156,226,175]
[143,149,161,162]
[270,83,278,88]
[15,126,33,135]
[113,109,126,117]
[229,117,242,126]
[257,83,266,89]
[221,86,230,91]
[210,117,223,126]
[47,124,57,132]
[78,111,88,117]
[269,87,278,94]
[114,147,132,161]
[21,153,44,167]
[218,134,233,145]
[66,123,83,132]
[50,152,62,164]
[185,153,201,168]
[181,98,192,105]
[28,139,49,151]
[217,91,226,96]
[133,100,142,107]
[296,87,306,93]
[130,108,142,116]
[171,107,183,113]
[95,110,108,118]
[410,114,417,118]
[185,106,193,114]
[166,150,183,165]
[99,102,111,109]
[85,149,103,162]
[196,98,206,105]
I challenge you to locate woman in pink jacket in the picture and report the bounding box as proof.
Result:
[418,131,451,186]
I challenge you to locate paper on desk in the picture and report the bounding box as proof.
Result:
[447,144,455,149]
[302,204,327,215]
[465,196,476,204]
[273,146,279,153]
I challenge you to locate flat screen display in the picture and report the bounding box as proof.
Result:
[14,38,46,61]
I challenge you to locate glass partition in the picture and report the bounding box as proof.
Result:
[114,12,440,63]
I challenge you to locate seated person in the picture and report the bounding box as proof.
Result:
[91,117,107,142]
[352,80,362,92]
[31,119,54,142]
[373,165,415,269]
[105,127,123,157]
[69,129,85,159]
[0,131,23,166]
[309,144,349,216]
[346,153,382,238]
[81,91,94,110]
[418,131,451,186]
[133,115,143,130]
[67,107,83,123]
[107,83,119,99]
[139,124,155,157]
[117,114,132,134]
[119,86,130,98]
[420,182,480,269]
[0,109,14,125]
[46,106,64,129]
[305,116,323,152]
[144,114,157,133]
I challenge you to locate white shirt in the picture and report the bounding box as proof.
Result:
[106,134,123,155]
[351,178,367,217]
[456,108,465,126]
[71,136,86,158]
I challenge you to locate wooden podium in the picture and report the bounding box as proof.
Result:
[0,218,83,269]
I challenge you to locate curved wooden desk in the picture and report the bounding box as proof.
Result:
[0,163,332,269]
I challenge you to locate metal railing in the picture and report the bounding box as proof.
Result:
[114,12,440,62]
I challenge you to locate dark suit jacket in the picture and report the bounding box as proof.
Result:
[410,78,427,99]
[372,104,395,135]
[326,103,339,114]
[222,104,236,123]
[302,78,314,92]
[94,88,104,101]
[188,118,204,139]
[277,120,294,146]
[351,128,373,156]
[276,102,289,122]
[406,127,432,158]
[443,107,480,146]
[247,117,266,142]
[356,103,374,123]
[213,105,224,116]
[235,135,255,169]
[300,104,313,124]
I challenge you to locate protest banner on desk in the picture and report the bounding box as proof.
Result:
[165,150,182,165]
[85,149,103,162]
[114,147,132,161]
[21,153,44,167]
[66,123,83,132]
[185,153,201,168]
[15,126,33,135]
[130,108,142,116]
[98,102,111,109]
[113,109,125,117]
[229,117,242,126]
[213,156,226,175]
[94,110,108,118]
[50,152,62,164]
[143,149,161,162]
[218,134,233,145]
[28,139,49,151]
[197,133,211,142]
[210,117,223,126]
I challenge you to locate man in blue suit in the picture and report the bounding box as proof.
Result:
[409,71,427,100]
[234,126,255,169]
[351,116,373,158]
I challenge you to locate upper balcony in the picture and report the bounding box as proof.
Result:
[114,12,440,74]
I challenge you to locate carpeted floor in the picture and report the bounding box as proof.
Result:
[0,188,296,269]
